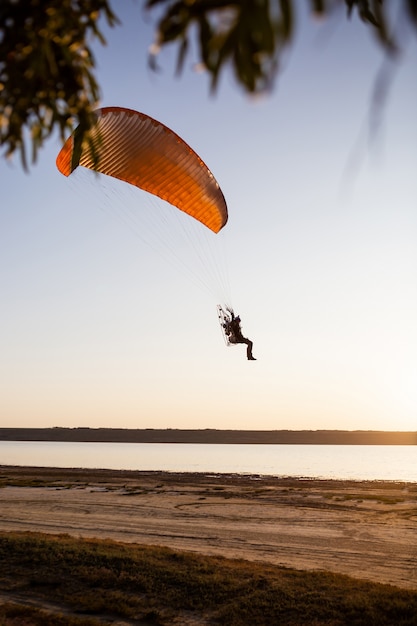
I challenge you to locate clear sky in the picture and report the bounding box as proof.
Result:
[1,2,416,431]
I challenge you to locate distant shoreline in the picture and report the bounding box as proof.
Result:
[1,428,416,445]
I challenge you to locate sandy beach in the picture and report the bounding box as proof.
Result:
[0,466,416,591]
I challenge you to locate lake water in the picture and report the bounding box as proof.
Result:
[1,441,416,482]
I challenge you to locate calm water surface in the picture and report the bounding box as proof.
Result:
[1,441,416,482]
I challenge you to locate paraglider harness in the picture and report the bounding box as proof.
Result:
[217,305,240,346]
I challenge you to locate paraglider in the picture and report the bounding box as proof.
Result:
[56,107,228,233]
[217,306,256,360]
[57,107,255,360]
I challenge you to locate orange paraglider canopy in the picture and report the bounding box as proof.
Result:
[56,107,228,233]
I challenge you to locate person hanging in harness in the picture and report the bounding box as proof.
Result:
[223,308,256,360]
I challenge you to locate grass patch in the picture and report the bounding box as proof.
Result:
[0,531,416,625]
[325,493,408,505]
[0,602,101,625]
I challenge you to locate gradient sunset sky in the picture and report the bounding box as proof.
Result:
[1,2,416,431]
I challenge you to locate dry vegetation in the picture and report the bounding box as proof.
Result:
[1,531,417,626]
